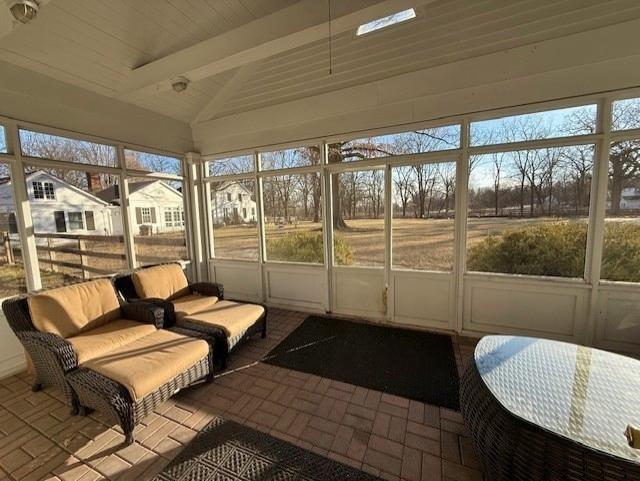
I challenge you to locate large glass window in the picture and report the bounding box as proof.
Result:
[329,125,460,163]
[210,179,259,260]
[124,149,182,175]
[263,173,323,263]
[612,98,640,132]
[0,162,27,298]
[467,144,594,278]
[25,167,127,287]
[20,130,118,166]
[470,105,597,146]
[261,146,321,170]
[125,177,188,266]
[392,161,456,271]
[332,169,384,267]
[602,138,640,282]
[208,155,254,176]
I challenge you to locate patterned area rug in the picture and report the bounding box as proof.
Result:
[154,418,380,480]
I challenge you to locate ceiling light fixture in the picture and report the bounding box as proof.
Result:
[8,0,39,24]
[171,77,189,93]
[356,8,416,36]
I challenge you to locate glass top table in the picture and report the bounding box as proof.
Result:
[475,335,640,463]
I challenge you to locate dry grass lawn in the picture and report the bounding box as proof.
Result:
[212,216,574,270]
[1,217,589,298]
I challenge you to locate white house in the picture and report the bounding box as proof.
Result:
[94,179,185,235]
[0,172,186,237]
[0,170,117,236]
[211,181,257,225]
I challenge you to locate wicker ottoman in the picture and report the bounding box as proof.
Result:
[179,301,267,368]
[67,329,213,444]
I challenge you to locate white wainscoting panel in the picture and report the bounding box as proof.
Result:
[265,263,326,311]
[0,299,26,379]
[332,267,385,318]
[209,259,262,302]
[595,284,640,353]
[463,274,589,340]
[392,270,453,330]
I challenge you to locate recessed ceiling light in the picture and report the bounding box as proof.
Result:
[356,8,416,36]
[8,0,39,24]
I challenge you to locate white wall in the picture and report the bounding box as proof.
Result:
[0,61,193,154]
[0,303,26,378]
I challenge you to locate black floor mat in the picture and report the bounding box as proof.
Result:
[154,418,380,480]
[264,315,460,411]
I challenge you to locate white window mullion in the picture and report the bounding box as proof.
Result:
[584,98,612,345]
[118,143,137,270]
[321,142,334,313]
[5,122,41,291]
[255,151,267,302]
[453,119,470,333]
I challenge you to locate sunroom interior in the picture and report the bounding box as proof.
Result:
[1,1,640,480]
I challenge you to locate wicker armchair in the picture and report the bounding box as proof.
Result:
[1,281,164,412]
[113,263,267,369]
[113,264,224,326]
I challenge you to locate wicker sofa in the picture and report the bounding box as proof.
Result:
[114,263,267,368]
[2,278,214,444]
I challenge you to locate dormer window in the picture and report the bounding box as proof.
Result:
[227,193,232,201]
[33,181,55,200]
[238,193,243,201]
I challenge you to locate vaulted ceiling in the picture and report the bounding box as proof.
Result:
[1,0,640,126]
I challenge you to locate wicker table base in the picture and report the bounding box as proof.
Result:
[460,337,640,481]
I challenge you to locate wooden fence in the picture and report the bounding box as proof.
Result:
[2,232,187,279]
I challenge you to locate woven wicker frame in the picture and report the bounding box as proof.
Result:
[1,280,165,409]
[461,360,640,481]
[67,353,213,444]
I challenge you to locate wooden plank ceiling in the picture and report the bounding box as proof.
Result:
[1,0,640,124]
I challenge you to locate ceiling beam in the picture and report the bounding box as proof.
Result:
[192,61,262,124]
[118,0,436,98]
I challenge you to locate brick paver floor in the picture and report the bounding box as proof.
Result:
[0,308,482,481]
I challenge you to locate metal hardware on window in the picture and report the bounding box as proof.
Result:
[382,285,388,311]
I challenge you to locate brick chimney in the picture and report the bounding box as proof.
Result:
[86,172,102,193]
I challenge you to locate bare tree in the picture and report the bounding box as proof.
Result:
[393,166,414,217]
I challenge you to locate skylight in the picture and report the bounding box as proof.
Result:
[356,8,416,36]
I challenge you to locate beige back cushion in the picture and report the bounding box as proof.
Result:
[132,264,189,300]
[28,278,121,338]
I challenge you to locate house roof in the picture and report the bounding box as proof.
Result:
[210,180,253,195]
[94,180,154,204]
[94,179,182,205]
[0,170,109,206]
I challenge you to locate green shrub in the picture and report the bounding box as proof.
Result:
[266,231,353,265]
[601,222,640,282]
[467,221,588,277]
[468,220,640,281]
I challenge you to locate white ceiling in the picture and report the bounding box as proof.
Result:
[1,0,640,125]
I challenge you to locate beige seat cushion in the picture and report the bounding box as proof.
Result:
[67,319,157,364]
[84,330,209,401]
[172,294,219,321]
[28,278,121,338]
[182,301,265,339]
[132,264,189,301]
